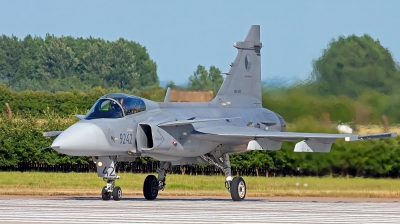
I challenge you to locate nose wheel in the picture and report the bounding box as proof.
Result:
[112,186,122,201]
[101,179,122,201]
[101,186,111,200]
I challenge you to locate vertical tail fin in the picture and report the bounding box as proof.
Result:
[211,25,262,107]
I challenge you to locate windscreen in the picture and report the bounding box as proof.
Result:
[84,96,146,120]
[85,98,124,120]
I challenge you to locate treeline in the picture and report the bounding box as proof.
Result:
[0,34,158,92]
[0,81,397,125]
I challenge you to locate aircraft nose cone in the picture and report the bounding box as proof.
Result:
[51,122,107,156]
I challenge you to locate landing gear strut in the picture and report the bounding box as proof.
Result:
[143,161,171,200]
[93,156,122,201]
[201,145,246,201]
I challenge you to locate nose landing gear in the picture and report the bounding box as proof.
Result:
[93,156,122,201]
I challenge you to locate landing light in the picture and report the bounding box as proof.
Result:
[172,141,177,146]
[97,162,103,167]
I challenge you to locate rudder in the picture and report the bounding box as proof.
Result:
[211,25,262,108]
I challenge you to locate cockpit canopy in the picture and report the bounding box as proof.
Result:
[85,93,146,120]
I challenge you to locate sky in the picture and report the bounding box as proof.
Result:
[1,0,400,86]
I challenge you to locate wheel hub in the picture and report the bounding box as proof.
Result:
[238,181,246,198]
[118,189,122,198]
[152,180,159,196]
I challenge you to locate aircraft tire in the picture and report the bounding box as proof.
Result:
[101,186,111,200]
[112,186,122,201]
[230,176,246,201]
[143,175,159,200]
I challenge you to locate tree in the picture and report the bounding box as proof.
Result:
[187,65,223,93]
[39,35,78,81]
[165,80,177,88]
[0,35,23,87]
[248,151,274,177]
[81,38,140,90]
[105,38,140,89]
[311,34,400,98]
[0,34,159,92]
[125,41,158,87]
[82,39,113,87]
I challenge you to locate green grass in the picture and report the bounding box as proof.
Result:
[1,172,400,198]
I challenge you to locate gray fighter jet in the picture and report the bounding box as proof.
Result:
[44,25,397,201]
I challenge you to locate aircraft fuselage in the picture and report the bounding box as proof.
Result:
[51,100,286,164]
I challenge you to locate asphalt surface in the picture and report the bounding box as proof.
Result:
[1,195,400,223]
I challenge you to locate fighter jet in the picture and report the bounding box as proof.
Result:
[44,25,397,201]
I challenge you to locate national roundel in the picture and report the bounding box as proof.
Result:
[245,54,251,72]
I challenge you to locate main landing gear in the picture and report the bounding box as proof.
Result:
[93,156,123,201]
[141,148,246,201]
[200,145,246,201]
[143,161,171,200]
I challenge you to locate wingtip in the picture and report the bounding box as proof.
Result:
[357,132,398,141]
[41,146,59,151]
[43,131,63,137]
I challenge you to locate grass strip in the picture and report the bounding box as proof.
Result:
[1,172,400,198]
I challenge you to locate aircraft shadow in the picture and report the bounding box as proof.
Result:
[61,196,360,203]
[62,196,265,202]
[42,196,400,203]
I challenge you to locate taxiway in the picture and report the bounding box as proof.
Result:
[1,196,400,223]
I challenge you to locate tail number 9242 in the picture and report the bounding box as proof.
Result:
[120,133,133,144]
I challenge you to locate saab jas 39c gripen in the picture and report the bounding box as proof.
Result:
[44,25,397,201]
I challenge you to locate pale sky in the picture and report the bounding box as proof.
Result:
[1,0,399,85]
